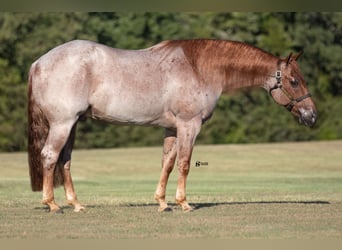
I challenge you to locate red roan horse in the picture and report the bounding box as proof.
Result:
[28,39,317,213]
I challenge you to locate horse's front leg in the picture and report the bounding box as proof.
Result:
[155,129,177,212]
[175,118,202,212]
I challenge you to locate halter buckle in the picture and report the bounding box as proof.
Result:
[269,71,282,94]
[275,70,281,84]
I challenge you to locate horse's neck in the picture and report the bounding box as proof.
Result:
[192,42,279,93]
[220,57,279,93]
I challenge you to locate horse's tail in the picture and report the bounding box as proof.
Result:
[27,65,65,191]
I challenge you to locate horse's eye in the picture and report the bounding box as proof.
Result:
[290,79,299,88]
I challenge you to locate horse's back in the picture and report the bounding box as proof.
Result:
[29,39,216,128]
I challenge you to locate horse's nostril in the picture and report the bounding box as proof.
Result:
[311,111,318,125]
[300,109,317,127]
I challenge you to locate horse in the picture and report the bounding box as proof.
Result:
[28,39,317,213]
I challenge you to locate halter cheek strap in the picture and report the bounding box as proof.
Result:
[269,70,312,112]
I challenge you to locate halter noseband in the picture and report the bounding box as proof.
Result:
[269,70,312,112]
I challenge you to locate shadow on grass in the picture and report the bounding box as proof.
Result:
[121,200,330,210]
[33,204,101,212]
[33,200,330,212]
[190,200,330,210]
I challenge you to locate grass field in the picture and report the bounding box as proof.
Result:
[0,141,341,239]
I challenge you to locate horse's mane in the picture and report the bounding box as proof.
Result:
[160,39,279,91]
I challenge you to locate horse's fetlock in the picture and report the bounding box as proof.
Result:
[41,197,53,205]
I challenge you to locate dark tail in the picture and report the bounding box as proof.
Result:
[27,65,65,191]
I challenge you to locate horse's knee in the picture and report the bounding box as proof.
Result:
[177,160,190,175]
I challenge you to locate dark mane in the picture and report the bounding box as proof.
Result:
[162,39,279,91]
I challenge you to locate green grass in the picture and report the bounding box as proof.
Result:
[0,141,342,239]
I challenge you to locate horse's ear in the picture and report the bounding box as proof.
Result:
[285,52,293,66]
[292,50,303,61]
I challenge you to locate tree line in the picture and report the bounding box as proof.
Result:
[0,12,341,151]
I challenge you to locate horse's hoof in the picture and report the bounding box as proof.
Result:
[176,199,194,212]
[74,206,85,212]
[158,206,173,212]
[183,206,194,213]
[54,208,64,214]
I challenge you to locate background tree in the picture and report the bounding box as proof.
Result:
[0,12,341,151]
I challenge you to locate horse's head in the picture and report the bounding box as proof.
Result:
[268,52,317,127]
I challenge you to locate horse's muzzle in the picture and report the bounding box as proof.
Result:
[299,109,317,127]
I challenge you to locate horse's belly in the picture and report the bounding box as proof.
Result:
[89,96,176,127]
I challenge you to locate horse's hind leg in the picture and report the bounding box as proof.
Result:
[60,122,85,212]
[155,129,177,212]
[41,121,76,213]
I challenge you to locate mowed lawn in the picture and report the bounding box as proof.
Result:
[0,141,341,239]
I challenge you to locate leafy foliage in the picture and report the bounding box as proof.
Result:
[0,12,341,151]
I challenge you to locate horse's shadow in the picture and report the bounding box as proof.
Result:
[34,200,330,212]
[189,200,330,210]
[121,200,330,210]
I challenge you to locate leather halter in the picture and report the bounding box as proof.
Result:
[269,70,312,112]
